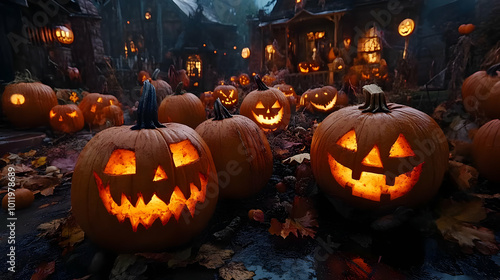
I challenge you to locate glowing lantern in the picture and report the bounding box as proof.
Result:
[239,74,251,87]
[398,19,415,37]
[54,26,74,44]
[240,75,291,133]
[265,44,275,60]
[145,12,151,20]
[241,47,250,59]
[71,80,218,252]
[298,62,310,73]
[49,104,84,133]
[213,84,238,109]
[311,85,449,209]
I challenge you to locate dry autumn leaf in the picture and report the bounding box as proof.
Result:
[194,244,234,269]
[282,153,310,164]
[219,262,256,280]
[20,175,60,195]
[31,261,55,280]
[448,161,478,190]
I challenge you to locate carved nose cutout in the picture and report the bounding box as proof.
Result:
[153,165,168,181]
[362,146,383,168]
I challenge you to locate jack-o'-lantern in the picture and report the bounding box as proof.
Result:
[274,83,298,110]
[398,19,415,37]
[472,119,500,182]
[49,104,84,133]
[71,80,218,252]
[158,83,206,129]
[300,86,339,114]
[1,72,57,128]
[213,84,238,109]
[310,62,320,72]
[195,99,273,198]
[199,91,215,109]
[311,84,449,209]
[78,93,120,128]
[462,63,500,119]
[102,104,124,127]
[230,76,238,85]
[262,74,276,86]
[239,74,251,87]
[298,62,310,73]
[138,70,150,85]
[141,69,173,106]
[240,75,291,133]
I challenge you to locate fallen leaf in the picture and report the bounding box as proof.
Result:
[194,244,234,269]
[38,218,66,238]
[436,198,499,254]
[432,103,447,122]
[1,164,35,176]
[248,209,264,223]
[20,175,60,194]
[20,150,37,158]
[40,186,55,196]
[448,161,478,190]
[58,216,85,248]
[219,262,255,280]
[31,261,55,280]
[110,254,147,279]
[31,157,47,168]
[282,153,310,164]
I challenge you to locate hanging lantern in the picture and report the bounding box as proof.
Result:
[398,19,415,37]
[54,26,74,44]
[241,47,250,59]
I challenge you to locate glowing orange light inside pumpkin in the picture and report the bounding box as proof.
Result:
[70,92,79,103]
[50,110,57,118]
[104,149,136,175]
[194,82,199,87]
[58,116,63,122]
[90,105,97,113]
[97,97,103,103]
[389,134,415,157]
[66,111,78,118]
[362,146,383,168]
[337,129,357,151]
[94,172,207,231]
[398,18,415,37]
[153,165,168,181]
[169,140,200,167]
[10,94,25,105]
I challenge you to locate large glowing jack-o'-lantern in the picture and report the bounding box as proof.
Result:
[300,86,346,114]
[71,80,218,252]
[49,104,85,133]
[311,84,449,209]
[240,75,291,133]
[213,84,238,109]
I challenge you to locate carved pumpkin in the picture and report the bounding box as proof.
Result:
[49,104,85,133]
[298,62,310,73]
[458,24,475,35]
[67,66,81,81]
[56,89,81,104]
[239,74,251,87]
[78,93,120,128]
[462,64,500,119]
[310,62,320,72]
[199,91,215,109]
[71,80,218,252]
[138,70,150,85]
[311,85,449,209]
[195,99,273,198]
[213,84,238,109]
[240,75,291,133]
[398,18,415,37]
[142,69,173,106]
[472,119,500,182]
[300,86,340,114]
[158,83,206,129]
[274,83,298,111]
[102,104,124,127]
[262,74,276,86]
[2,77,57,128]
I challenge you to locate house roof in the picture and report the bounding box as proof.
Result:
[172,0,220,23]
[259,8,349,27]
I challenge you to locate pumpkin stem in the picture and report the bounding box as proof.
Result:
[359,84,390,113]
[10,69,37,84]
[131,80,165,130]
[152,68,161,80]
[213,98,233,121]
[255,74,269,91]
[486,63,500,77]
[174,82,185,95]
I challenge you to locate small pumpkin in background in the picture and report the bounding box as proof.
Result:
[137,70,150,85]
[213,84,238,109]
[472,119,500,182]
[300,86,344,114]
[49,104,85,133]
[71,80,218,252]
[158,83,206,129]
[238,73,251,87]
[142,69,173,106]
[195,99,273,199]
[78,93,120,128]
[102,104,124,127]
[311,84,449,210]
[240,74,291,133]
[274,83,298,111]
[2,188,34,210]
[1,71,57,129]
[298,62,310,73]
[199,91,215,109]
[261,74,276,86]
[462,64,500,119]
[168,65,190,89]
[458,23,475,35]
[230,76,239,86]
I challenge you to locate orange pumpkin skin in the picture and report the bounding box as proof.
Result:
[462,64,500,119]
[301,86,339,114]
[71,81,218,252]
[458,24,475,35]
[49,104,85,133]
[240,75,291,133]
[158,84,206,129]
[274,83,298,111]
[199,91,215,109]
[138,70,150,85]
[78,93,120,127]
[2,188,34,210]
[2,82,57,128]
[141,69,173,106]
[213,84,239,109]
[472,119,500,182]
[311,85,449,209]
[102,104,124,127]
[195,99,273,198]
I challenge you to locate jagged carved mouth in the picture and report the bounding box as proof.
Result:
[252,107,283,127]
[221,99,236,105]
[327,155,423,202]
[94,172,207,231]
[310,95,337,111]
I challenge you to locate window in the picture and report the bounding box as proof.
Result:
[186,55,202,77]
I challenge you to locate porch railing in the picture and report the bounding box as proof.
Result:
[284,71,329,94]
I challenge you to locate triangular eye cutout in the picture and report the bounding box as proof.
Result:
[336,130,357,152]
[153,165,168,181]
[272,101,280,108]
[255,101,265,109]
[389,134,415,157]
[362,146,383,168]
